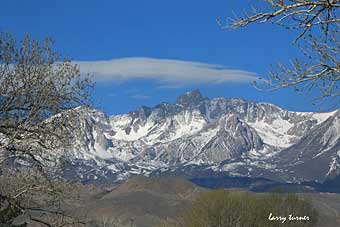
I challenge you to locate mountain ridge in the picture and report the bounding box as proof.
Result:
[53,90,340,184]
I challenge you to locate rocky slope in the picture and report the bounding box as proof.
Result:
[57,90,339,184]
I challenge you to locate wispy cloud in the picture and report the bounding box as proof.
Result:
[108,93,117,97]
[77,57,257,86]
[129,94,150,100]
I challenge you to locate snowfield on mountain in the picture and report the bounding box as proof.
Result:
[45,90,339,184]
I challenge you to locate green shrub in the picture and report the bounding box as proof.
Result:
[160,190,318,227]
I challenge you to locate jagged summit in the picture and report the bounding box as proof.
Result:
[176,90,205,106]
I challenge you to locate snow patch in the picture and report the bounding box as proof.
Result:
[248,118,294,147]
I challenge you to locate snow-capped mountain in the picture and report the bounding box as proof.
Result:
[57,90,340,184]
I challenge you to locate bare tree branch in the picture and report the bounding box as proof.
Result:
[0,32,93,226]
[222,0,340,106]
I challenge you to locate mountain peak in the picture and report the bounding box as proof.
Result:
[176,90,205,106]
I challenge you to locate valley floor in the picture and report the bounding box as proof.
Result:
[60,177,340,227]
[19,176,340,227]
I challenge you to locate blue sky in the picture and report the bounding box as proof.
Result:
[1,0,334,114]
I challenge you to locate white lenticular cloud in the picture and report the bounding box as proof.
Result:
[76,57,257,85]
